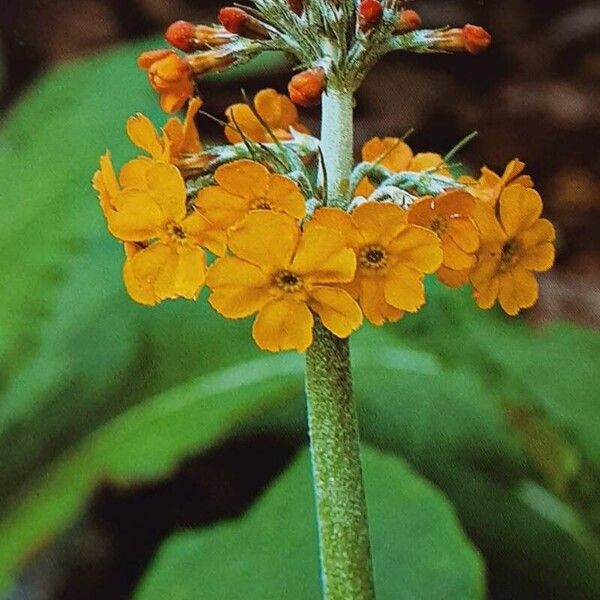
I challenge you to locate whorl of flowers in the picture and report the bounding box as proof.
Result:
[93,0,555,352]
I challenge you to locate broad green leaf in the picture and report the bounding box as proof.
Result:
[135,447,485,600]
[0,353,304,593]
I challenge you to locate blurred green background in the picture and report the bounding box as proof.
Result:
[0,1,599,599]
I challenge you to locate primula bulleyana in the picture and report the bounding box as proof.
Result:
[125,98,206,179]
[312,203,443,325]
[355,137,450,198]
[138,49,194,113]
[106,162,226,305]
[461,159,533,205]
[224,89,309,144]
[408,190,479,287]
[470,184,555,315]
[196,159,306,229]
[207,211,362,352]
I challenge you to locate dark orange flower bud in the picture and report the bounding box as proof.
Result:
[288,0,304,15]
[166,21,237,52]
[218,7,270,40]
[394,9,422,34]
[359,0,383,32]
[288,68,326,107]
[165,20,196,52]
[429,25,491,54]
[463,24,492,54]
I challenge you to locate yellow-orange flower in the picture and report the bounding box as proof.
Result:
[312,202,443,325]
[224,89,309,144]
[93,152,121,217]
[355,137,450,198]
[461,159,533,205]
[470,184,555,315]
[138,49,194,113]
[106,162,226,305]
[196,159,306,229]
[207,211,362,352]
[408,190,480,287]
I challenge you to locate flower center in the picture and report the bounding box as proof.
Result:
[273,270,303,293]
[499,239,520,271]
[166,222,187,243]
[251,198,272,210]
[429,216,448,236]
[359,245,388,270]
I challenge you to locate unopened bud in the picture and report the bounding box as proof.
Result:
[429,25,491,54]
[187,49,236,76]
[288,68,326,107]
[218,7,270,40]
[359,0,383,32]
[288,0,304,15]
[394,9,422,34]
[165,21,236,52]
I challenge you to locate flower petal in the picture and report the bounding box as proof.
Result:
[517,218,556,247]
[252,298,314,352]
[145,162,187,222]
[195,185,250,229]
[174,246,207,299]
[123,245,159,306]
[108,190,163,241]
[228,211,300,269]
[437,265,470,288]
[311,208,363,248]
[383,264,426,312]
[182,211,227,256]
[361,137,413,172]
[292,222,356,284]
[126,113,164,158]
[207,256,272,318]
[118,157,154,189]
[309,287,363,338]
[497,267,538,316]
[352,202,407,245]
[129,243,179,300]
[214,159,270,199]
[447,219,480,253]
[499,185,543,237]
[388,225,443,273]
[473,275,499,309]
[519,243,555,272]
[441,236,477,270]
[358,275,404,325]
[265,174,306,219]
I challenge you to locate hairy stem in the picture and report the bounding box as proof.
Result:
[305,84,376,600]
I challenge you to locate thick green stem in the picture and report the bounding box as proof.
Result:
[304,87,376,600]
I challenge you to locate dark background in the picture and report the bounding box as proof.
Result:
[0,1,598,598]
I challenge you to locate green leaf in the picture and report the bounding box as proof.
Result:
[0,353,304,593]
[135,447,485,600]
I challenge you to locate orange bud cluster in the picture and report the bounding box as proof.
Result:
[359,0,383,32]
[288,0,304,15]
[165,21,236,52]
[288,68,326,107]
[394,9,422,34]
[218,7,270,40]
[430,25,492,54]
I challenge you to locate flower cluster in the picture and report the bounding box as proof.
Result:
[93,1,555,352]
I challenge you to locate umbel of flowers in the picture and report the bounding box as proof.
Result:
[93,1,555,598]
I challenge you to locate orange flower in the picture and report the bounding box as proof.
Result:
[408,190,480,287]
[106,162,226,305]
[224,89,309,144]
[312,202,443,325]
[355,137,450,198]
[470,184,555,315]
[461,159,533,205]
[123,98,204,180]
[207,211,362,351]
[138,49,194,113]
[92,152,121,217]
[196,159,306,229]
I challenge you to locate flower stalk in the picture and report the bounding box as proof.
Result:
[305,79,376,599]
